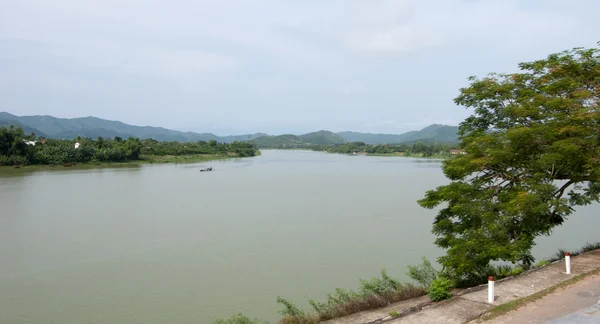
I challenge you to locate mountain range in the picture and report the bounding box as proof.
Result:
[0,112,459,145]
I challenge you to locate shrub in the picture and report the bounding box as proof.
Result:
[428,277,454,302]
[389,311,400,318]
[579,242,600,253]
[535,260,550,267]
[0,154,29,166]
[276,296,304,317]
[214,313,267,324]
[406,257,439,288]
[358,269,403,297]
[286,269,426,322]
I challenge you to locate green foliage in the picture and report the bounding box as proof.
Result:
[276,297,304,317]
[0,126,258,166]
[358,269,403,297]
[419,45,600,279]
[281,269,425,322]
[406,258,439,288]
[452,264,525,288]
[579,242,600,253]
[214,313,267,324]
[427,277,454,302]
[389,311,400,318]
[535,260,550,267]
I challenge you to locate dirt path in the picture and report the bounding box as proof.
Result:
[483,273,600,324]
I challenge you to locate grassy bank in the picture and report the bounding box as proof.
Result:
[0,153,249,170]
[216,242,600,324]
[137,154,230,164]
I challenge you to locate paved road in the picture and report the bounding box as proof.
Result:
[485,273,600,324]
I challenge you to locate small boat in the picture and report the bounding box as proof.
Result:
[200,167,213,172]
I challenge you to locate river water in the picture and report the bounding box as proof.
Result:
[1,150,598,323]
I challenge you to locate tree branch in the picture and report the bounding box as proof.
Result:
[554,180,575,199]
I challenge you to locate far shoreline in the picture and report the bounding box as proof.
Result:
[0,153,254,171]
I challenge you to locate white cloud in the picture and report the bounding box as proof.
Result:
[1,0,599,132]
[348,27,443,54]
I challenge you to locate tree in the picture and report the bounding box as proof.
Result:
[418,45,600,277]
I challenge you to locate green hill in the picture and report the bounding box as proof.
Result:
[298,130,345,145]
[337,124,459,144]
[1,112,459,145]
[0,112,265,143]
[251,135,304,148]
[0,117,47,137]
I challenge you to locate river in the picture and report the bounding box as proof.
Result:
[1,150,598,323]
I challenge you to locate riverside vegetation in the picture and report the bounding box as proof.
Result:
[215,242,600,324]
[0,125,258,166]
[310,141,456,158]
[216,44,600,323]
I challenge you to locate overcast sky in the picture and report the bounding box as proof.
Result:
[0,0,598,135]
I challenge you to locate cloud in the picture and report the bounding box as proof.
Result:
[337,85,368,95]
[0,0,599,133]
[348,27,443,54]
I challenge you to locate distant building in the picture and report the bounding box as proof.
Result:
[23,140,36,146]
[74,142,81,149]
[449,149,466,155]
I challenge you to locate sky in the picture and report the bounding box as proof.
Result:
[0,0,599,135]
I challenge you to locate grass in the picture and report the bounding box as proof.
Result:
[275,270,426,324]
[477,268,600,322]
[546,241,600,262]
[219,243,600,323]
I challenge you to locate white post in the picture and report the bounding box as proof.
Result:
[488,276,495,303]
[565,252,571,274]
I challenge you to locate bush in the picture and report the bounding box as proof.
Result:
[214,313,267,324]
[276,296,304,317]
[0,155,29,166]
[389,311,400,318]
[358,269,403,297]
[406,257,439,288]
[428,277,454,302]
[579,242,600,253]
[535,260,550,267]
[283,269,426,322]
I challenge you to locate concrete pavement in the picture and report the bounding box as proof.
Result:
[484,272,600,324]
[325,249,600,324]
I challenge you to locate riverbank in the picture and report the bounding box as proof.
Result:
[322,248,600,324]
[0,153,251,170]
[366,153,448,159]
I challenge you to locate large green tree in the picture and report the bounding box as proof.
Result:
[419,45,600,277]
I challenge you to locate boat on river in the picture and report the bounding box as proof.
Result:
[200,167,213,172]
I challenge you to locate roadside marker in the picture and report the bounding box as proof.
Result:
[488,276,495,303]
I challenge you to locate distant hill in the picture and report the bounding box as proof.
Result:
[251,134,304,148]
[0,112,265,143]
[337,124,459,144]
[0,112,459,145]
[0,117,47,137]
[299,130,345,145]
